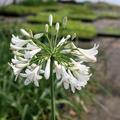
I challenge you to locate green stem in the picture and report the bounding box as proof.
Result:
[50,56,55,120]
[54,31,58,49]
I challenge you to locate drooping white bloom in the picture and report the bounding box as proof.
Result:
[71,43,99,62]
[12,56,28,65]
[68,70,82,93]
[13,51,24,57]
[70,59,89,74]
[10,35,33,51]
[54,58,92,93]
[44,58,51,79]
[60,66,70,90]
[9,63,23,75]
[26,43,39,50]
[24,48,41,59]
[9,56,29,76]
[10,43,25,50]
[54,61,62,80]
[20,65,42,87]
[11,35,30,47]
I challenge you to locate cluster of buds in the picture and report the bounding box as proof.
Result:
[9,14,98,93]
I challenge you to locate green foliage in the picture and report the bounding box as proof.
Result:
[22,0,43,6]
[98,12,120,19]
[0,5,40,16]
[64,21,96,39]
[22,0,57,6]
[100,27,120,36]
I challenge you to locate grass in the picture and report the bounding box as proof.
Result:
[0,5,41,16]
[100,27,120,36]
[62,21,96,39]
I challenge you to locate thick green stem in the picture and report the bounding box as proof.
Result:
[50,57,55,120]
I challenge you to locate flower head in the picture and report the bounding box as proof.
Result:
[9,14,98,93]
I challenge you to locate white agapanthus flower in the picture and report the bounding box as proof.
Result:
[20,64,43,87]
[9,14,98,93]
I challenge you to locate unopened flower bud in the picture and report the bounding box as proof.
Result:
[49,14,53,27]
[56,22,59,32]
[29,29,33,38]
[62,16,67,28]
[20,29,31,37]
[34,33,44,39]
[45,24,49,33]
[66,35,71,40]
[72,33,76,40]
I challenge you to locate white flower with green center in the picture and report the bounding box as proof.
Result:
[9,14,98,120]
[9,14,98,92]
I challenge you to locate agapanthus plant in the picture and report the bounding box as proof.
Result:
[9,14,98,120]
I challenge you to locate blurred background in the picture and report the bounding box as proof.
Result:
[0,0,120,120]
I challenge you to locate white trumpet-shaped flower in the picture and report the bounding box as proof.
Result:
[54,61,62,80]
[20,65,42,87]
[12,56,28,65]
[24,48,41,59]
[54,61,91,93]
[68,70,82,93]
[9,56,29,76]
[11,35,30,47]
[71,43,99,62]
[26,43,39,50]
[9,63,23,75]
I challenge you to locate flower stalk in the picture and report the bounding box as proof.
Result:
[50,56,55,120]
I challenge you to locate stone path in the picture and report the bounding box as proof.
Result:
[84,19,120,120]
[94,19,120,32]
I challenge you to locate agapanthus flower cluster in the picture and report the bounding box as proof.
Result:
[9,14,98,93]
